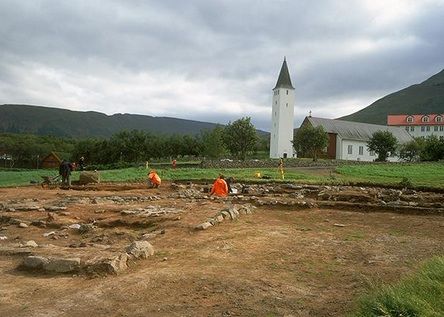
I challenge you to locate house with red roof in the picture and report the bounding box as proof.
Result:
[387,114,444,139]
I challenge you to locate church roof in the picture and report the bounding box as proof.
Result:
[273,58,294,90]
[306,117,413,143]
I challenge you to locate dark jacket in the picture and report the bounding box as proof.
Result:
[59,161,73,176]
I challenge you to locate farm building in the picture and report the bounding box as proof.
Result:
[40,152,62,169]
[300,116,413,162]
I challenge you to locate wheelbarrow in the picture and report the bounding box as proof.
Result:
[40,175,61,188]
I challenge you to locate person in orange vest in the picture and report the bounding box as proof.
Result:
[148,170,161,188]
[210,174,229,197]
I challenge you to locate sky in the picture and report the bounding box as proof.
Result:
[1,0,443,131]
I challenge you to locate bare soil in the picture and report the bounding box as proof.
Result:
[0,182,443,317]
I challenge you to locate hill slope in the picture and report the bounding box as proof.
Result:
[339,69,444,124]
[0,104,222,138]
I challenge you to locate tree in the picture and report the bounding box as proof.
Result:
[367,131,398,162]
[292,124,328,161]
[420,135,444,161]
[201,126,227,159]
[399,138,424,162]
[223,117,258,160]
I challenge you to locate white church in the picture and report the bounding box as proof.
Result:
[269,59,412,161]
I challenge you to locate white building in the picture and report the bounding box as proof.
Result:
[302,116,413,162]
[270,58,295,158]
[387,114,444,140]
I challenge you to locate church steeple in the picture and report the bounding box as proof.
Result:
[273,57,294,90]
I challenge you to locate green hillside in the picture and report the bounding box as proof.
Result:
[340,69,444,124]
[0,104,221,138]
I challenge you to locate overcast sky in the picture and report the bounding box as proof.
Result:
[1,0,443,131]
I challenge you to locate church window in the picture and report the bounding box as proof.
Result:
[286,103,288,107]
[421,115,429,123]
[426,126,430,131]
[421,126,425,132]
[434,126,438,131]
[436,116,443,122]
[275,101,277,105]
[406,116,413,123]
[359,146,363,155]
[286,90,288,95]
[275,111,277,116]
[405,127,409,132]
[370,150,375,156]
[347,145,353,154]
[440,126,444,131]
[410,126,415,132]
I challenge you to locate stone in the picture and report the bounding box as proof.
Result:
[221,211,231,219]
[78,171,100,185]
[0,236,7,240]
[333,223,346,227]
[195,222,213,230]
[88,253,129,274]
[215,214,224,223]
[23,255,49,269]
[141,233,157,240]
[125,241,154,259]
[18,222,28,228]
[45,206,67,211]
[44,258,81,273]
[43,231,56,237]
[68,224,81,229]
[24,240,38,248]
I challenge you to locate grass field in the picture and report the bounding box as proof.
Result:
[1,162,443,189]
[350,256,444,317]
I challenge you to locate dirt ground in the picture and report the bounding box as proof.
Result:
[0,182,443,317]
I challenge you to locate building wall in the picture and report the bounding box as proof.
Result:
[336,138,401,162]
[402,125,444,139]
[270,87,295,158]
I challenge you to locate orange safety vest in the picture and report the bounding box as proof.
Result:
[210,178,228,197]
[148,172,161,185]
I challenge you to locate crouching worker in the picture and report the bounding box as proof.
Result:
[148,170,161,188]
[210,174,229,197]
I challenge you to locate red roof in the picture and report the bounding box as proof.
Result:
[387,114,444,126]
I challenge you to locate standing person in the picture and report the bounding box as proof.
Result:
[59,160,73,187]
[78,156,85,171]
[148,170,161,188]
[172,159,177,169]
[278,158,285,180]
[210,174,229,197]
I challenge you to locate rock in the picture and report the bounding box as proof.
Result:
[195,222,213,230]
[68,224,81,229]
[31,220,47,228]
[333,223,346,227]
[43,231,56,237]
[215,214,224,223]
[18,222,28,228]
[88,253,129,274]
[79,223,95,234]
[23,256,49,269]
[221,211,231,219]
[44,258,81,273]
[141,233,157,240]
[0,236,7,240]
[24,240,38,248]
[125,241,154,259]
[46,212,58,222]
[78,171,100,185]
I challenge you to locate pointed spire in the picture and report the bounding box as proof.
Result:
[273,57,294,90]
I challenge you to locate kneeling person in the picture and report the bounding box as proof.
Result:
[148,170,161,188]
[210,174,229,197]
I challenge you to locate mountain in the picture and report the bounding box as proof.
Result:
[0,104,223,138]
[339,69,444,124]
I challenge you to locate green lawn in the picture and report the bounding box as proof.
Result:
[335,163,444,188]
[1,162,443,189]
[350,256,444,317]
